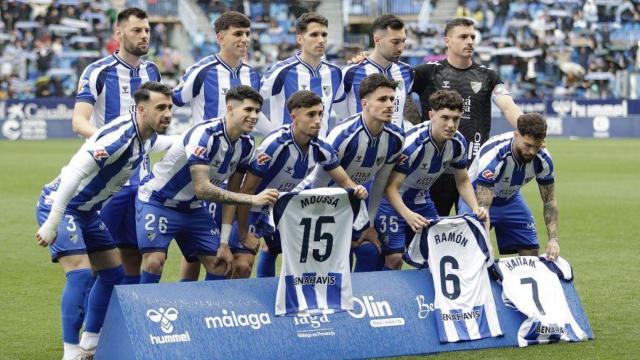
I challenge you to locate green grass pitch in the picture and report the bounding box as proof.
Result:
[0,138,638,359]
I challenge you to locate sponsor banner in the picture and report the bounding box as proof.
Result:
[3,98,639,140]
[0,98,75,140]
[490,116,640,138]
[96,269,593,360]
[0,98,194,140]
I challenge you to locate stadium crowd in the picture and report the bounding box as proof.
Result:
[2,0,640,99]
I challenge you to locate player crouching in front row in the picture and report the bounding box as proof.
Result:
[135,85,279,284]
[460,113,560,260]
[377,90,488,270]
[236,90,368,278]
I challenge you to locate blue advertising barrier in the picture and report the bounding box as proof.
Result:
[96,269,593,359]
[2,98,639,139]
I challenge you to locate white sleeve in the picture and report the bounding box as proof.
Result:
[47,151,100,225]
[150,135,179,153]
[251,112,273,137]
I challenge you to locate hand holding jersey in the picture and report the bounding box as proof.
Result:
[495,255,587,346]
[379,90,488,269]
[405,215,503,342]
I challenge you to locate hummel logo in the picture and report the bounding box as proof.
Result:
[147,308,179,334]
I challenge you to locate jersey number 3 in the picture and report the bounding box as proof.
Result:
[299,216,335,263]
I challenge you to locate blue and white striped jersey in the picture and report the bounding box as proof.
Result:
[41,113,162,213]
[138,118,254,209]
[393,123,467,207]
[469,132,554,204]
[299,114,404,189]
[249,125,339,211]
[260,53,344,137]
[336,57,414,129]
[495,256,588,347]
[172,55,261,123]
[76,52,161,128]
[405,214,503,343]
[273,187,368,316]
[75,52,161,186]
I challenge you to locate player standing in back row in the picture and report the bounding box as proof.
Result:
[335,14,414,130]
[412,18,523,216]
[260,12,344,138]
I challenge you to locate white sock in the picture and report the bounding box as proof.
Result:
[63,342,81,360]
[79,331,100,350]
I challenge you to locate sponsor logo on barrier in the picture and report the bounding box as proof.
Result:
[593,116,610,138]
[204,309,271,330]
[146,307,191,345]
[551,100,628,117]
[416,295,436,319]
[348,295,405,328]
[293,314,335,338]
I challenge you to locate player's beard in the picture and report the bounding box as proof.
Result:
[124,39,149,57]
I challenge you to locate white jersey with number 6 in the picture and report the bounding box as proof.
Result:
[495,256,588,347]
[272,188,368,316]
[405,215,503,342]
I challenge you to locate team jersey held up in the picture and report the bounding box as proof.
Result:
[172,55,261,122]
[298,114,404,189]
[337,57,414,129]
[468,132,554,204]
[495,256,588,347]
[260,54,344,138]
[248,125,339,212]
[393,122,467,208]
[413,60,506,162]
[405,214,503,343]
[272,188,368,316]
[41,114,163,213]
[138,118,254,209]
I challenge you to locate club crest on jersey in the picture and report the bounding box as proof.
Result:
[284,166,293,174]
[194,146,207,158]
[442,81,450,89]
[256,153,271,165]
[301,84,308,90]
[147,232,156,241]
[397,81,404,90]
[92,147,109,161]
[322,85,331,97]
[221,88,229,95]
[122,85,129,94]
[470,81,482,94]
[481,169,494,180]
[376,156,385,166]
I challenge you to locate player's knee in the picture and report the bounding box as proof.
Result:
[354,241,379,257]
[385,254,403,270]
[142,253,166,275]
[200,256,219,273]
[233,261,253,279]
